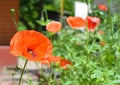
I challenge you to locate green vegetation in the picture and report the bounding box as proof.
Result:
[17,0,120,84]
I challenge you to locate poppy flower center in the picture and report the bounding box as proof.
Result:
[27,48,36,57]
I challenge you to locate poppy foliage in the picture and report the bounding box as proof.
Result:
[10,30,52,61]
[66,16,85,29]
[46,21,62,33]
[86,16,100,31]
[98,4,108,12]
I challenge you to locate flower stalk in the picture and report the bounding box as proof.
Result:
[60,0,64,22]
[19,60,28,85]
[10,8,18,28]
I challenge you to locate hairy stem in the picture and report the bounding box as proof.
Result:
[19,60,28,85]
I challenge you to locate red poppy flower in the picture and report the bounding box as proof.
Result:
[66,16,85,29]
[98,4,108,11]
[10,30,52,61]
[40,56,72,69]
[46,21,62,33]
[86,16,100,31]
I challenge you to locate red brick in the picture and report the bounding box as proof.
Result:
[0,0,19,45]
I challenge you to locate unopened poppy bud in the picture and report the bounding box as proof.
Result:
[10,8,15,15]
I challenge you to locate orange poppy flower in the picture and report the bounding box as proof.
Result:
[86,16,100,31]
[98,4,108,12]
[10,30,52,61]
[100,41,105,47]
[46,21,62,33]
[40,56,72,69]
[66,16,85,29]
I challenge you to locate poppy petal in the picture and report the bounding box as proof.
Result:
[86,16,100,31]
[39,56,61,66]
[60,58,73,69]
[39,56,72,69]
[98,4,108,11]
[46,21,62,33]
[66,16,85,29]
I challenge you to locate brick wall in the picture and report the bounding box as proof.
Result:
[0,0,19,45]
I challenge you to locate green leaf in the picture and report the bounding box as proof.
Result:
[112,80,120,84]
[91,70,102,79]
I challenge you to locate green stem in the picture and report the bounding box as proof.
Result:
[86,30,90,46]
[117,15,119,29]
[12,73,15,85]
[42,9,48,21]
[50,33,54,43]
[10,9,18,28]
[40,9,48,25]
[12,15,18,28]
[85,17,90,61]
[35,62,48,83]
[19,60,28,85]
[107,1,114,47]
[86,0,88,5]
[60,0,64,22]
[86,30,90,61]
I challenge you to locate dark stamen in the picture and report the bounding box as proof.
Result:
[27,48,36,57]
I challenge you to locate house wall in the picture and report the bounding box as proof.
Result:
[0,0,19,45]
